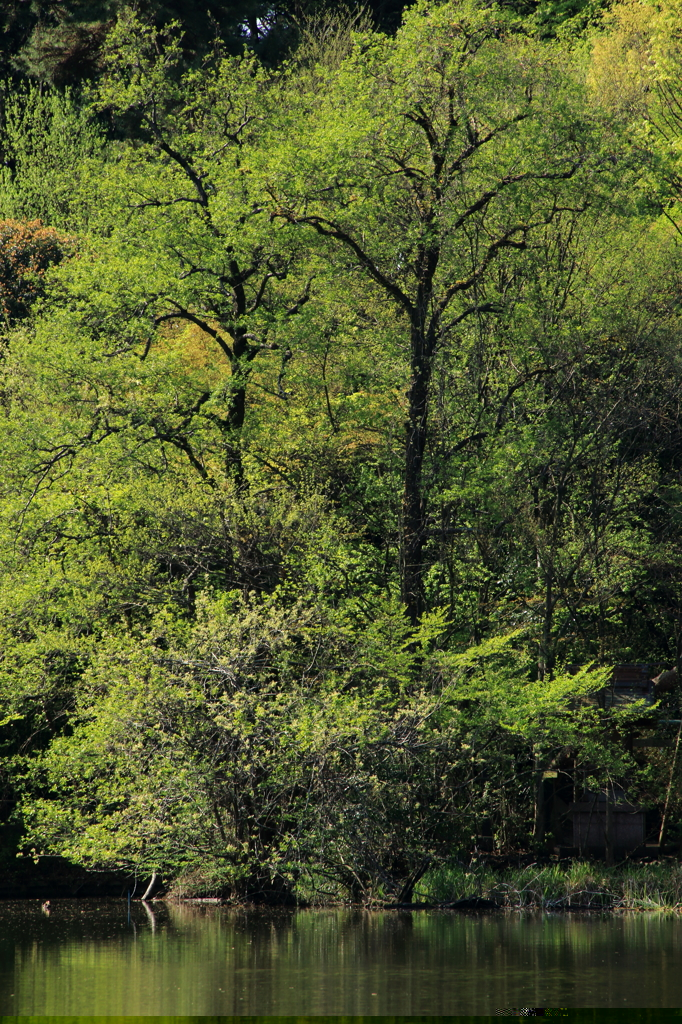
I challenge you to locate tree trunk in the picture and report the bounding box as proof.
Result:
[402,323,432,625]
[229,326,251,432]
[397,858,431,904]
[141,870,159,901]
[539,565,554,681]
[533,752,545,843]
[248,17,260,44]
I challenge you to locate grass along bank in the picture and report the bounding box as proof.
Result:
[415,862,682,911]
[167,859,682,908]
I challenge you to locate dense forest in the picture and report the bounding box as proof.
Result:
[0,0,682,903]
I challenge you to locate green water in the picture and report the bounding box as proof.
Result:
[0,902,681,1014]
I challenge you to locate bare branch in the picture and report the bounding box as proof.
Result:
[272,208,414,316]
[158,302,234,361]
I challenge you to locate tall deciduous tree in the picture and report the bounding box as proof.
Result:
[24,11,313,484]
[270,0,599,622]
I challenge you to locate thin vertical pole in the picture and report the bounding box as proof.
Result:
[659,721,682,847]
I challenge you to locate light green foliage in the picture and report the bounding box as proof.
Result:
[427,211,682,664]
[19,614,626,899]
[0,84,104,228]
[0,0,680,902]
[264,0,623,625]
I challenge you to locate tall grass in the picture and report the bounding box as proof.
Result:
[169,859,682,908]
[418,861,682,910]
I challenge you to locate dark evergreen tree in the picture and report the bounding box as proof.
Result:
[0,1,426,87]
[0,2,277,85]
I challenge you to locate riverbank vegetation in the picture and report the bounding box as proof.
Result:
[169,858,682,911]
[1,0,682,903]
[419,861,682,912]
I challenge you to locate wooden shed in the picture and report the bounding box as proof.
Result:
[571,791,645,855]
[593,663,656,711]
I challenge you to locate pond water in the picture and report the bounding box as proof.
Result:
[0,901,680,1015]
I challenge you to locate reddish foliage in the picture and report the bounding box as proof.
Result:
[0,219,72,326]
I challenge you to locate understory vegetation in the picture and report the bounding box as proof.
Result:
[420,862,682,911]
[2,0,682,904]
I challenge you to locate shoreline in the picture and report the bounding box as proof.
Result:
[4,859,682,911]
[2,894,681,914]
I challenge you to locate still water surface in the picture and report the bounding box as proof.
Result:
[0,901,680,1014]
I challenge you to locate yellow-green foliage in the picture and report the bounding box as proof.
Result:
[1,0,682,903]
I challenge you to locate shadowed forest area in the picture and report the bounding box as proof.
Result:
[2,0,682,904]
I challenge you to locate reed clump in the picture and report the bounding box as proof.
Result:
[419,861,682,910]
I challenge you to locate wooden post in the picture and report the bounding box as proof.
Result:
[605,789,614,866]
[659,722,682,848]
[534,752,545,844]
